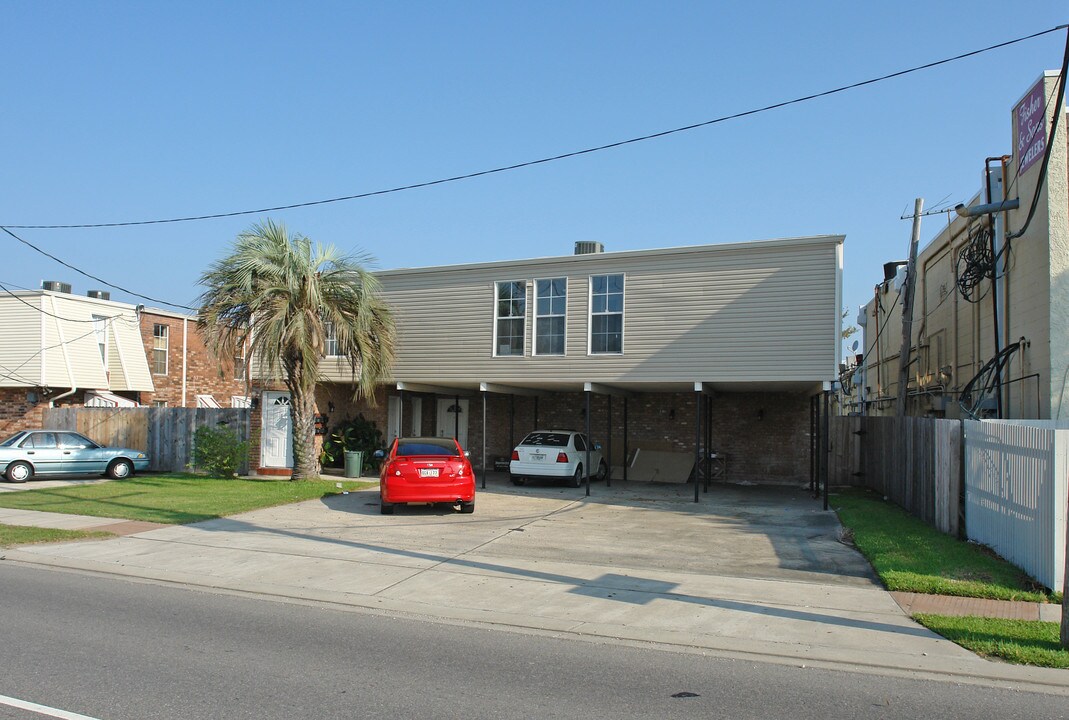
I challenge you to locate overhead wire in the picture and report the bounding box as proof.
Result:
[0,226,197,311]
[1,24,1065,231]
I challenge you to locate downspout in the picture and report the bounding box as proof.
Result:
[49,387,78,407]
[182,317,189,408]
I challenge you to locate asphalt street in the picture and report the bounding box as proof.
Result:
[2,563,1067,720]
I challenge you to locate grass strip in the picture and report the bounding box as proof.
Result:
[915,614,1069,668]
[832,488,1056,603]
[0,523,113,546]
[0,475,377,524]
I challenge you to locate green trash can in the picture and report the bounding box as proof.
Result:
[343,450,364,478]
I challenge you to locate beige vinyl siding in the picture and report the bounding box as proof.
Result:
[0,296,45,387]
[335,236,842,386]
[1,291,154,392]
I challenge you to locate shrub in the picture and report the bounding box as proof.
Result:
[320,414,384,471]
[192,425,249,478]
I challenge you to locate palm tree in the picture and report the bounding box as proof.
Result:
[197,220,395,480]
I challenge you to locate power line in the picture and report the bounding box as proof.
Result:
[0,226,197,311]
[3,24,1066,231]
[0,315,124,386]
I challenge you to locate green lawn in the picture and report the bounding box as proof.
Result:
[831,488,1056,603]
[915,614,1069,668]
[0,474,377,524]
[0,523,113,546]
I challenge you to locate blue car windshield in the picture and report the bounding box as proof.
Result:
[0,433,22,447]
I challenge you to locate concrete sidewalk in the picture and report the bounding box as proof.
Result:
[1,484,1067,694]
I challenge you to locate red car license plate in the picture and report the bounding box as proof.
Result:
[419,468,440,478]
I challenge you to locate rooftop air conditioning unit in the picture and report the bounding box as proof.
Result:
[574,241,605,255]
[42,281,72,294]
[86,290,111,301]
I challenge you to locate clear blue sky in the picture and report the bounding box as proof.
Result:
[2,2,1066,338]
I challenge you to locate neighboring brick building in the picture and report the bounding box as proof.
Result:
[137,308,252,409]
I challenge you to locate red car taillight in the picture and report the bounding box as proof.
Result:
[556,452,569,463]
[511,450,519,461]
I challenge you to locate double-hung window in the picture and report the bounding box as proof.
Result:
[494,281,526,356]
[152,323,168,375]
[534,278,566,355]
[324,321,340,357]
[233,341,246,381]
[590,274,624,354]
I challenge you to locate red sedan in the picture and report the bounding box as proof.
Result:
[377,437,475,515]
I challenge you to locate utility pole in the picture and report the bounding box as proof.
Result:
[896,198,923,418]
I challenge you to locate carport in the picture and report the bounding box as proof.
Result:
[386,377,833,506]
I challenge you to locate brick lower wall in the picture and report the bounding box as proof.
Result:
[0,388,92,437]
[317,386,813,486]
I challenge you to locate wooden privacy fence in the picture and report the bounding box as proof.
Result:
[828,416,962,536]
[42,407,251,474]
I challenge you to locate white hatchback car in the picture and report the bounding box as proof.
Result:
[509,430,607,487]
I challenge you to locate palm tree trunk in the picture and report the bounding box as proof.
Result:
[289,388,320,480]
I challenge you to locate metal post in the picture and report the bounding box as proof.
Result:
[704,395,712,492]
[454,394,460,440]
[584,390,592,496]
[606,395,612,487]
[694,389,702,503]
[822,390,830,511]
[481,390,487,489]
[810,395,817,494]
[623,397,629,482]
[399,389,405,442]
[509,394,515,454]
[534,396,539,430]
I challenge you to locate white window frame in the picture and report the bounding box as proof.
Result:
[493,280,527,357]
[533,277,567,356]
[152,323,169,376]
[91,315,109,368]
[324,321,341,357]
[588,273,625,355]
[233,340,246,381]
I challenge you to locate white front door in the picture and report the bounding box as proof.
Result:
[261,391,293,468]
[436,398,469,449]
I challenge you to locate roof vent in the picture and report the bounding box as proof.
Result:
[574,241,604,255]
[86,290,111,301]
[41,281,72,294]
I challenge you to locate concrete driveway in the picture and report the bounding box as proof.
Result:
[7,475,1066,690]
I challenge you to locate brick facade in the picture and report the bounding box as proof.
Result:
[138,311,252,408]
[0,387,90,436]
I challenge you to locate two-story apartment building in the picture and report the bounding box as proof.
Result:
[251,235,845,485]
[848,72,1068,419]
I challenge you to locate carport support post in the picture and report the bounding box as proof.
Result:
[810,395,817,495]
[509,394,515,457]
[606,395,612,487]
[704,396,712,492]
[481,390,487,489]
[694,383,703,503]
[623,397,629,482]
[454,394,460,440]
[822,388,830,511]
[585,389,592,496]
[534,396,539,430]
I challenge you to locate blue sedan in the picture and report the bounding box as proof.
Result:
[0,430,149,483]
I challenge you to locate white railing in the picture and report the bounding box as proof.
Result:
[964,420,1069,591]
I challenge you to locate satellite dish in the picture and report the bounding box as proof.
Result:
[851,340,859,352]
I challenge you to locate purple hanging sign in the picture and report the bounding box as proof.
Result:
[1015,79,1047,175]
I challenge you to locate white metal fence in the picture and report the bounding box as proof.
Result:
[964,420,1069,591]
